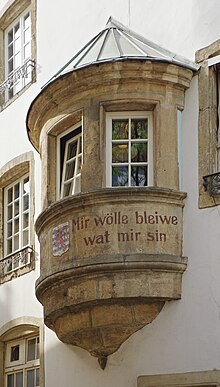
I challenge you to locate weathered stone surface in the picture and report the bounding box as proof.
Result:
[36,188,187,359]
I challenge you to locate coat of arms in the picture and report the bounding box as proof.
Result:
[52,222,69,256]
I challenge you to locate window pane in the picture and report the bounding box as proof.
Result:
[77,156,82,174]
[23,177,30,194]
[27,338,36,361]
[14,200,20,216]
[14,183,20,199]
[24,12,31,29]
[7,239,12,255]
[14,38,21,55]
[7,204,13,220]
[24,27,31,45]
[23,230,29,247]
[23,195,29,211]
[112,144,128,163]
[67,140,77,160]
[74,176,81,194]
[27,370,35,387]
[63,183,72,197]
[14,218,19,234]
[131,143,148,162]
[131,166,148,186]
[14,52,21,70]
[8,44,13,59]
[16,372,23,387]
[11,345,19,361]
[14,22,20,39]
[8,188,13,204]
[131,119,148,139]
[36,337,39,359]
[65,160,75,181]
[112,166,128,186]
[112,119,129,140]
[7,374,14,387]
[8,58,13,74]
[8,29,13,44]
[23,212,29,229]
[14,234,19,251]
[7,221,12,237]
[24,43,31,61]
[36,368,40,386]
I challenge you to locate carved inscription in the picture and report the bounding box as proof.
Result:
[72,211,178,247]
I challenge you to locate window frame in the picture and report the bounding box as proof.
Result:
[0,152,35,283]
[57,123,83,199]
[0,0,37,109]
[106,111,153,188]
[4,6,32,102]
[4,173,30,259]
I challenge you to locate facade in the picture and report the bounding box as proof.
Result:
[0,1,220,387]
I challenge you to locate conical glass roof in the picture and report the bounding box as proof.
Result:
[44,17,199,87]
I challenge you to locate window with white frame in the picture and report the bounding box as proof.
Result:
[4,175,30,271]
[58,125,82,198]
[106,112,153,187]
[5,335,40,387]
[4,7,32,101]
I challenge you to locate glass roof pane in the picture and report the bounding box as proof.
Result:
[115,30,144,57]
[76,30,108,67]
[98,29,120,60]
[124,32,172,59]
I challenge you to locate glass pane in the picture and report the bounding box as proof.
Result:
[131,143,147,162]
[112,166,128,186]
[14,183,20,199]
[112,144,128,163]
[14,38,21,55]
[8,58,13,74]
[24,43,31,61]
[7,238,12,255]
[131,119,148,139]
[112,119,129,140]
[16,372,23,387]
[36,337,39,359]
[14,200,20,216]
[77,156,82,174]
[23,195,29,211]
[7,204,13,220]
[8,44,13,59]
[23,212,29,229]
[74,176,81,194]
[11,345,19,361]
[65,160,75,181]
[27,339,36,361]
[14,52,21,70]
[63,183,72,197]
[14,218,19,233]
[8,29,13,44]
[14,234,19,251]
[23,177,30,194]
[67,140,77,160]
[8,188,13,203]
[7,221,12,237]
[24,12,31,29]
[23,230,29,247]
[36,368,40,386]
[27,370,35,387]
[7,374,14,387]
[79,136,82,152]
[14,22,20,39]
[24,28,31,45]
[131,166,148,186]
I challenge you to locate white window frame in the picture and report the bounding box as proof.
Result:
[5,335,40,387]
[4,6,32,101]
[57,123,83,199]
[4,173,30,259]
[106,111,153,187]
